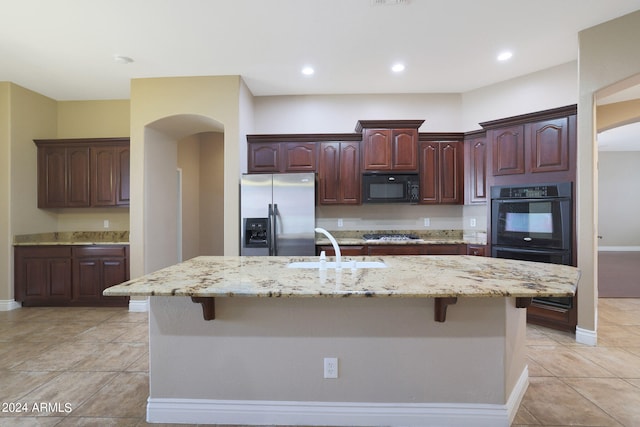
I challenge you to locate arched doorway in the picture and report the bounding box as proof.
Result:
[143,114,224,273]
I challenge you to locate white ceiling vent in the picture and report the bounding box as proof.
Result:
[370,0,411,6]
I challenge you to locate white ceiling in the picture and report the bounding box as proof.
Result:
[2,0,640,101]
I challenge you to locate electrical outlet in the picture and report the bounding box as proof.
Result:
[423,218,430,227]
[337,218,343,227]
[103,220,110,229]
[323,357,338,379]
[470,218,477,227]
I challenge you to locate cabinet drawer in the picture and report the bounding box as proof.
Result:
[72,245,128,258]
[317,245,367,256]
[15,246,72,258]
[424,244,466,255]
[367,245,426,255]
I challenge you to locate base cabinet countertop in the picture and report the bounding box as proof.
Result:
[104,255,578,299]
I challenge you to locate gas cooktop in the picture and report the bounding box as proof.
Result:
[363,233,421,242]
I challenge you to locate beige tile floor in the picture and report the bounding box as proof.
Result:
[1,299,639,427]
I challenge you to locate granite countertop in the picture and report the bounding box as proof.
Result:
[104,255,579,299]
[314,230,487,246]
[13,231,129,246]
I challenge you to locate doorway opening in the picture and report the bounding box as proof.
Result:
[143,114,225,273]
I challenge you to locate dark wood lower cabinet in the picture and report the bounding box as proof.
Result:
[15,245,129,307]
[72,246,129,306]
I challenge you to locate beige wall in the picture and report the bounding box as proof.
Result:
[2,84,58,301]
[129,76,241,278]
[578,9,640,336]
[176,131,225,260]
[0,83,10,302]
[57,100,130,138]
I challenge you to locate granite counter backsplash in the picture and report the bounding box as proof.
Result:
[14,231,129,246]
[315,230,487,246]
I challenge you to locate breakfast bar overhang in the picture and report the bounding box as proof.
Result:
[104,255,580,427]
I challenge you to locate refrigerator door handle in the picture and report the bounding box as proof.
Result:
[268,204,275,256]
[272,203,280,255]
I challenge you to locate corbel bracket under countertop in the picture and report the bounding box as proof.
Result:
[434,296,533,322]
[191,295,535,322]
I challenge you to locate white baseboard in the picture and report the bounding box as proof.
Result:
[0,300,21,311]
[128,298,149,312]
[147,367,528,427]
[576,326,597,346]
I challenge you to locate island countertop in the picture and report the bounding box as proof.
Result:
[103,255,579,299]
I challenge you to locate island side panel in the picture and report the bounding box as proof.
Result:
[148,296,525,407]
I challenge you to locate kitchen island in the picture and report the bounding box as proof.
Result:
[104,255,579,427]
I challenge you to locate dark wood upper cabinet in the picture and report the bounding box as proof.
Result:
[247,142,281,173]
[356,120,423,172]
[490,125,525,176]
[481,104,576,186]
[418,137,463,205]
[464,131,487,204]
[283,142,316,172]
[318,141,361,205]
[247,139,316,173]
[529,117,569,173]
[361,128,419,171]
[91,144,130,207]
[35,138,130,209]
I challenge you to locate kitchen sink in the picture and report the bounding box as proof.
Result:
[287,261,387,269]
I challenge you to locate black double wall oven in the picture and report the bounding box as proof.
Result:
[491,182,573,309]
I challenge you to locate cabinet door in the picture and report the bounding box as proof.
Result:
[529,118,569,173]
[362,129,392,170]
[90,145,130,207]
[391,129,418,171]
[465,136,487,204]
[67,147,91,207]
[318,142,361,205]
[73,258,103,301]
[38,146,67,208]
[284,143,316,172]
[72,246,129,304]
[439,141,463,204]
[91,146,117,206]
[419,142,439,203]
[116,146,130,206]
[318,143,340,204]
[339,142,361,204]
[491,125,525,176]
[14,246,72,304]
[248,142,282,173]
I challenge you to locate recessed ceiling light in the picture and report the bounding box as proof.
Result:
[301,66,315,76]
[497,51,513,62]
[113,55,134,64]
[391,63,406,73]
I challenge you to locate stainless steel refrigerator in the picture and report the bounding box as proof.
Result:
[240,172,315,256]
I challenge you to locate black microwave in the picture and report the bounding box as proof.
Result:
[362,173,420,204]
